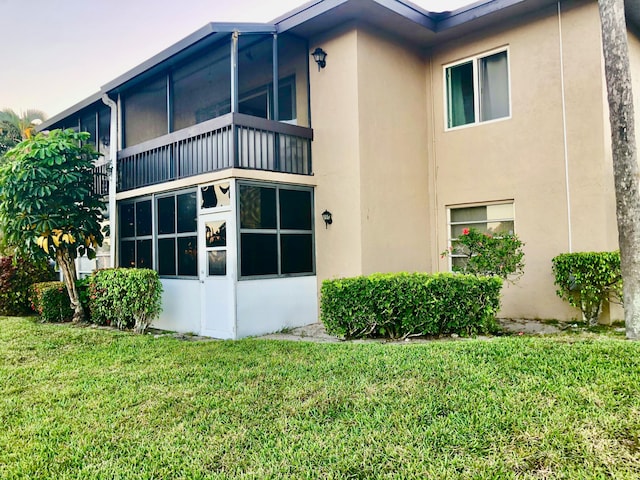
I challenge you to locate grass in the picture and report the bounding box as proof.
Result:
[1,317,639,479]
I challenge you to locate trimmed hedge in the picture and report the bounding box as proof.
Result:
[321,272,502,339]
[29,281,74,322]
[0,255,55,316]
[552,251,622,325]
[89,268,163,333]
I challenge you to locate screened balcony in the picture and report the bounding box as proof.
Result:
[108,27,312,192]
[117,112,312,191]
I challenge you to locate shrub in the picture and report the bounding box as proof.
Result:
[552,252,622,325]
[441,227,525,283]
[0,255,55,316]
[321,272,502,339]
[29,281,74,322]
[89,268,163,333]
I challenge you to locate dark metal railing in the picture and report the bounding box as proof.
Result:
[116,113,313,192]
[92,162,110,197]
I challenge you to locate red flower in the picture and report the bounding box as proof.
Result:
[462,228,470,235]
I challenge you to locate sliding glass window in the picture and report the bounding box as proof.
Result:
[445,48,510,129]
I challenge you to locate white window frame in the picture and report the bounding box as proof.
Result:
[443,46,512,131]
[446,201,516,270]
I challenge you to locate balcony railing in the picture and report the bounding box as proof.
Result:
[116,113,313,192]
[92,161,110,197]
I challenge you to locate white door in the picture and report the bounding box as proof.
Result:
[199,212,236,339]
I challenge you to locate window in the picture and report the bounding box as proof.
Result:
[447,202,514,269]
[118,190,198,277]
[445,48,510,129]
[238,183,314,278]
[156,191,198,277]
[119,198,153,269]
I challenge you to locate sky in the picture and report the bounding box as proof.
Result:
[0,0,476,119]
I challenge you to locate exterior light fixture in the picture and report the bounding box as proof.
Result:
[311,47,327,70]
[322,210,333,228]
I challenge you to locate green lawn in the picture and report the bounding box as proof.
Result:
[1,317,639,479]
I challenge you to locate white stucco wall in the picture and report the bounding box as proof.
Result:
[153,279,201,334]
[236,276,318,338]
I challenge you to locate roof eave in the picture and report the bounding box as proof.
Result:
[37,91,104,132]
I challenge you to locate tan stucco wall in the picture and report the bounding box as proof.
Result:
[309,0,624,321]
[430,0,616,320]
[310,27,364,282]
[356,29,431,275]
[310,25,432,288]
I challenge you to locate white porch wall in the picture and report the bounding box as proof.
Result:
[153,278,201,334]
[236,276,318,338]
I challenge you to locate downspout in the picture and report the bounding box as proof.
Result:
[428,54,441,271]
[102,93,118,267]
[558,0,573,252]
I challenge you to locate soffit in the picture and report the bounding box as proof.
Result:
[37,93,103,132]
[275,0,562,50]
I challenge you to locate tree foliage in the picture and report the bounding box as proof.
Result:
[0,108,47,140]
[0,121,21,159]
[0,129,106,322]
[552,251,622,325]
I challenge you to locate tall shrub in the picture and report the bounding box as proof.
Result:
[89,269,163,333]
[0,255,55,316]
[552,252,622,325]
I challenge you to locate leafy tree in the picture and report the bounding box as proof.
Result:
[0,129,106,322]
[0,121,21,158]
[0,108,47,140]
[598,0,639,339]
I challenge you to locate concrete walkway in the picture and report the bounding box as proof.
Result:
[259,318,565,343]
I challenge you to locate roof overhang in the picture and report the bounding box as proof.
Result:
[37,91,104,131]
[273,0,565,48]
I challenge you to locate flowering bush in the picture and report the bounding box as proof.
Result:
[441,227,525,283]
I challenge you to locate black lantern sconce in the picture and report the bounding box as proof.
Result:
[322,210,333,228]
[311,47,327,70]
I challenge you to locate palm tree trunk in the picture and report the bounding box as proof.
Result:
[599,0,640,339]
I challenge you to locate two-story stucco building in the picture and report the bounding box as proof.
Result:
[38,0,640,338]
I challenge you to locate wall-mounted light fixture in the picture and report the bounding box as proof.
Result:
[322,210,333,228]
[311,47,327,71]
